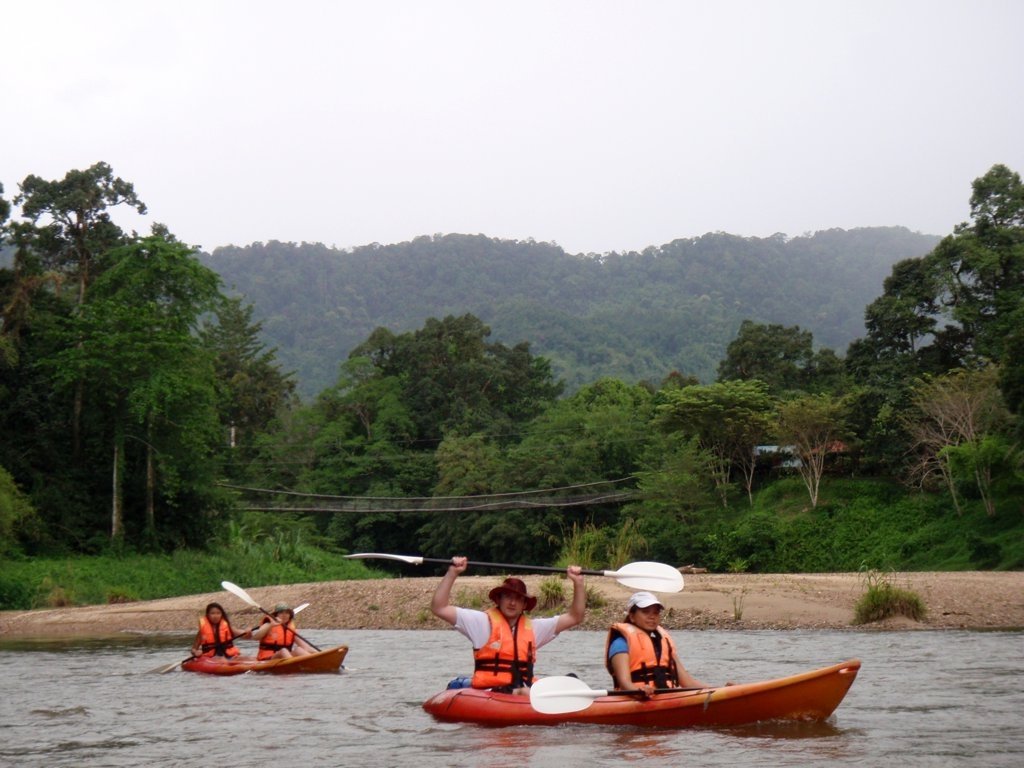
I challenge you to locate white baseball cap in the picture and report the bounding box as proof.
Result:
[626,591,665,611]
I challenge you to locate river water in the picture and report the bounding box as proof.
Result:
[2,629,1022,767]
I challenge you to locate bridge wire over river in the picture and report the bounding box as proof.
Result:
[218,477,639,514]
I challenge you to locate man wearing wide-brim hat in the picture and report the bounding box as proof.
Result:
[432,556,586,694]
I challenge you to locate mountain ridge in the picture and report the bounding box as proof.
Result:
[199,226,941,398]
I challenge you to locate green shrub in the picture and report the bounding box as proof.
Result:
[556,521,603,570]
[537,576,566,611]
[0,466,41,556]
[606,517,647,569]
[585,584,607,610]
[454,586,485,610]
[853,571,927,624]
[106,588,139,604]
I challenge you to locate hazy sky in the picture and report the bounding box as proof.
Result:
[4,0,1022,255]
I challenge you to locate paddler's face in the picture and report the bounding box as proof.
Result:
[631,604,662,631]
[207,607,223,622]
[496,591,526,621]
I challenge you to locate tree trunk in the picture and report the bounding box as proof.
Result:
[146,439,156,535]
[73,382,83,462]
[111,421,124,541]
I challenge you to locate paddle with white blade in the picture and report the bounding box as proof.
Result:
[344,553,684,593]
[147,601,312,674]
[529,675,706,714]
[221,581,323,652]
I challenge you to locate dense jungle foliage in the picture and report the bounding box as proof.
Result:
[0,163,1022,609]
[202,227,940,398]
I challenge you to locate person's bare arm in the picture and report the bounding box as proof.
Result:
[430,556,467,625]
[250,619,274,642]
[553,565,586,633]
[610,652,642,691]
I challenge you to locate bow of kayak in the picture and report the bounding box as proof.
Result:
[422,659,860,727]
[181,645,348,675]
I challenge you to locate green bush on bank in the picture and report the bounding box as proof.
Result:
[853,571,927,624]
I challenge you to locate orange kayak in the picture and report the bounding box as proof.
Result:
[181,645,348,675]
[423,659,860,727]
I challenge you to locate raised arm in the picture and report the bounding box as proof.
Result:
[430,556,468,626]
[554,565,586,634]
[250,618,274,642]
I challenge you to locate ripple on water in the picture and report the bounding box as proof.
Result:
[1,629,1023,768]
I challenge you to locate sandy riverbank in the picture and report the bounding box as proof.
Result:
[2,571,1022,639]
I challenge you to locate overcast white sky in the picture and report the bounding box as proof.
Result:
[4,0,1022,255]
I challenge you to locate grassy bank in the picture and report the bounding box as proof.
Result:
[4,478,1021,612]
[0,549,377,611]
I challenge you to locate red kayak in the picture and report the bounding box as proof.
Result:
[181,645,348,675]
[423,659,860,727]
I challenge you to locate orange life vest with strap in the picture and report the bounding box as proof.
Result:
[198,616,240,658]
[471,607,536,690]
[257,619,297,660]
[605,621,679,687]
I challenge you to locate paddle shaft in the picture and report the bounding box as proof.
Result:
[414,556,609,577]
[604,686,705,696]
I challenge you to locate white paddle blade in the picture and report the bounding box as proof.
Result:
[530,676,610,715]
[221,580,259,607]
[603,561,684,593]
[343,552,425,565]
[293,602,310,614]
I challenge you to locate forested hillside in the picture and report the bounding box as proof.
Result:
[3,162,1021,593]
[202,227,939,397]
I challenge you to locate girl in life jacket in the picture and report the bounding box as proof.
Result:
[252,604,316,660]
[191,602,248,662]
[605,592,711,696]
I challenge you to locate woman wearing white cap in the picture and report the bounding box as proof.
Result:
[605,591,710,695]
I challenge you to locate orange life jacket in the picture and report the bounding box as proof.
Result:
[605,621,679,687]
[257,620,296,660]
[471,607,536,690]
[198,616,240,658]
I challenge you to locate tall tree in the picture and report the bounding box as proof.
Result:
[352,313,562,443]
[199,297,295,470]
[904,367,1011,517]
[776,394,847,508]
[928,164,1024,366]
[14,163,146,306]
[718,320,842,395]
[656,380,775,506]
[46,234,221,542]
[847,164,1024,471]
[12,163,147,458]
